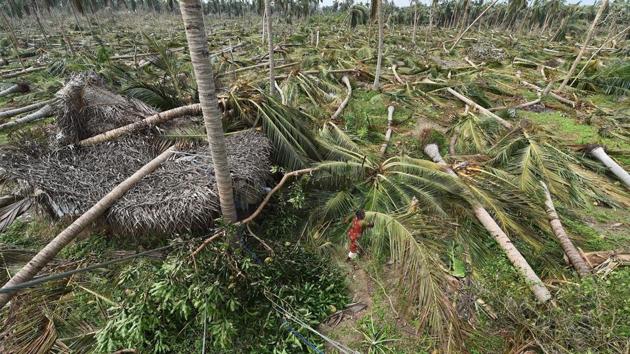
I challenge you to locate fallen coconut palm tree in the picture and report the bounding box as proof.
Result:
[0,104,55,131]
[423,143,552,303]
[380,105,395,155]
[586,145,630,189]
[540,181,591,276]
[0,146,177,309]
[0,82,29,97]
[330,76,352,121]
[0,100,53,120]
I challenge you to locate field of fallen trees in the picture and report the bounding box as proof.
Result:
[0,0,629,352]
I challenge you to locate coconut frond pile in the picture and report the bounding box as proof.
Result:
[0,73,272,235]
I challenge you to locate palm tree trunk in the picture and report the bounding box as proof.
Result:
[448,0,500,52]
[0,82,29,97]
[424,144,552,303]
[0,147,176,309]
[557,0,608,92]
[540,181,591,277]
[373,0,383,90]
[77,104,201,146]
[264,0,275,96]
[330,76,352,120]
[411,0,417,44]
[588,146,630,189]
[0,104,54,131]
[180,0,238,223]
[0,99,51,119]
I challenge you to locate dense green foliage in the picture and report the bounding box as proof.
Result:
[96,240,348,353]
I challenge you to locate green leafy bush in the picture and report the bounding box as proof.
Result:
[95,240,348,353]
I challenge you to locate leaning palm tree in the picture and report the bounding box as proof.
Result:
[180,0,238,222]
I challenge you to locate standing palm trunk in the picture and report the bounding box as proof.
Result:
[373,0,383,90]
[0,147,176,309]
[181,0,238,222]
[424,144,552,303]
[264,0,275,96]
[540,181,591,277]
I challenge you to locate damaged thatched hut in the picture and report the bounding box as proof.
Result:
[0,72,272,235]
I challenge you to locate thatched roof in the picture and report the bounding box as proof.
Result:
[0,72,272,235]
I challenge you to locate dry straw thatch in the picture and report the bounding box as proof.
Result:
[0,72,272,235]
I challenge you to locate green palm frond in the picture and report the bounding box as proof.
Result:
[125,85,184,110]
[366,211,460,343]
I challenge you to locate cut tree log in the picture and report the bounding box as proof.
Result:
[380,105,395,155]
[0,104,54,131]
[77,104,202,146]
[0,146,177,308]
[446,88,513,129]
[424,144,552,303]
[540,181,591,277]
[0,100,52,119]
[587,145,630,189]
[0,82,29,97]
[330,76,352,121]
[391,65,405,84]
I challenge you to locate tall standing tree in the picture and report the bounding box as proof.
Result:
[373,0,383,90]
[265,0,276,96]
[180,0,238,222]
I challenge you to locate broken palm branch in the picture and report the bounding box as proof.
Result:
[424,144,552,303]
[540,181,591,277]
[380,105,395,155]
[0,146,177,309]
[330,76,352,121]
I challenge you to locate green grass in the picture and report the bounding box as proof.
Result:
[522,110,630,165]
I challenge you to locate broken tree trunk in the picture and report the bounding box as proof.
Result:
[446,88,513,129]
[587,145,630,189]
[448,0,500,52]
[0,100,51,119]
[0,82,29,97]
[380,105,395,155]
[424,143,552,303]
[0,66,45,79]
[0,146,177,308]
[540,181,592,277]
[557,0,608,92]
[0,104,54,131]
[77,104,202,146]
[331,76,352,121]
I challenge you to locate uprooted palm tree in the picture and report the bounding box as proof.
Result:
[297,124,562,340]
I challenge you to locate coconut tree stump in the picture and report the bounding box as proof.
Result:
[424,144,552,303]
[0,146,177,309]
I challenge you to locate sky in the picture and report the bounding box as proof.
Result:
[320,0,596,7]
